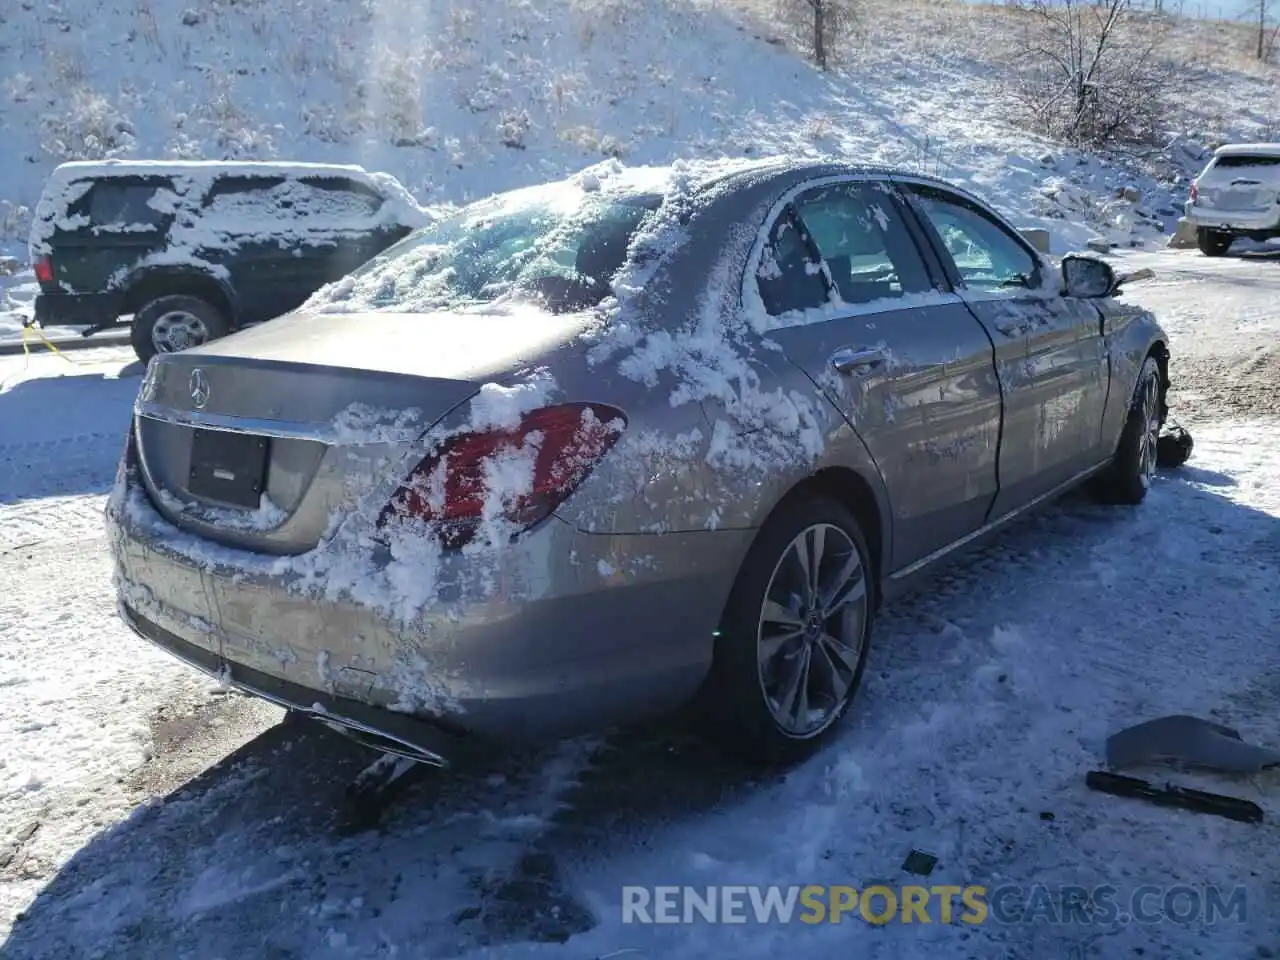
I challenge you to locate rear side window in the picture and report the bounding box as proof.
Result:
[1211,155,1280,170]
[297,177,384,219]
[202,175,383,229]
[755,211,828,317]
[792,182,932,304]
[88,181,171,231]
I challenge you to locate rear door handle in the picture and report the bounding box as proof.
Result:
[829,347,885,375]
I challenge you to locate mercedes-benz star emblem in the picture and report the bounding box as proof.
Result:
[189,368,210,409]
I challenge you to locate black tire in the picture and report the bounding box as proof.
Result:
[1156,425,1194,469]
[1196,228,1233,257]
[1093,356,1163,506]
[130,294,231,364]
[700,495,875,766]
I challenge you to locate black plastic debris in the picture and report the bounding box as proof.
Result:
[902,849,938,877]
[1085,770,1263,824]
[1105,715,1280,775]
[1156,422,1194,468]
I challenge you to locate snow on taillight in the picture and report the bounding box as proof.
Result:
[33,255,54,285]
[1189,182,1198,203]
[377,402,627,549]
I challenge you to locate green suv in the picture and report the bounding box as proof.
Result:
[30,160,428,362]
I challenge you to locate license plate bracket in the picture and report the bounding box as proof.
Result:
[188,428,269,508]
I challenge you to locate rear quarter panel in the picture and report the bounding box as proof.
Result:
[551,175,890,550]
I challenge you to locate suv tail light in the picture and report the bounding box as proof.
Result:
[376,402,627,549]
[1189,182,1198,203]
[33,255,54,285]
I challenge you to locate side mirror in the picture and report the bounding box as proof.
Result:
[1061,254,1116,299]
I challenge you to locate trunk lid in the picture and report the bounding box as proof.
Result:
[133,305,589,554]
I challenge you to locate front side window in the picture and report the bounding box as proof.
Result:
[792,182,932,303]
[907,187,1040,291]
[306,185,662,314]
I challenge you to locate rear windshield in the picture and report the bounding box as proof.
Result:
[306,185,662,315]
[1212,155,1280,170]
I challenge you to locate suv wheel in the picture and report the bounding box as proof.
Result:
[1196,228,1232,257]
[131,295,231,364]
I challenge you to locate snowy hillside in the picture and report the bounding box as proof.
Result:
[0,0,1276,274]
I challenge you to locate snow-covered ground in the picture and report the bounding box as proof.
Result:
[1,0,1276,268]
[1,247,1277,958]
[2,0,1274,345]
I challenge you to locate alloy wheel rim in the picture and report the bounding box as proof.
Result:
[1137,372,1161,488]
[756,523,868,738]
[152,311,209,353]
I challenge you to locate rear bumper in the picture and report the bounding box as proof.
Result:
[34,291,124,328]
[1185,203,1280,234]
[118,603,467,765]
[107,468,750,753]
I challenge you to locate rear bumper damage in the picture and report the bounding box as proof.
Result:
[106,465,746,762]
[118,603,464,766]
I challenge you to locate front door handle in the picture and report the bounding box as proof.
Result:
[829,347,885,375]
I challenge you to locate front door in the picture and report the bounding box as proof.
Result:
[753,179,1003,571]
[898,182,1109,516]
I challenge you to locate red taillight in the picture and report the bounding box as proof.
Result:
[1189,182,1198,203]
[33,255,54,285]
[376,402,627,549]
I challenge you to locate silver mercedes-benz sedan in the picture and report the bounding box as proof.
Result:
[107,157,1173,767]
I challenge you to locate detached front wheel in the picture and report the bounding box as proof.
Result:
[1094,355,1163,506]
[701,497,874,765]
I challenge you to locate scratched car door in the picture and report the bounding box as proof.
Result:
[756,178,1002,571]
[897,181,1109,515]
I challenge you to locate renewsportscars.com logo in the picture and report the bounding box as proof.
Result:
[620,884,1248,926]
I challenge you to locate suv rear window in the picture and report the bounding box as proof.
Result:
[88,181,171,230]
[1212,155,1280,170]
[307,186,662,315]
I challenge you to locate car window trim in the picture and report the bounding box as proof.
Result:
[744,173,964,325]
[892,177,1046,295]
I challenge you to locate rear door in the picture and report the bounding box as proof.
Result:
[50,177,174,293]
[755,178,1002,570]
[198,175,309,322]
[897,181,1109,515]
[290,175,408,279]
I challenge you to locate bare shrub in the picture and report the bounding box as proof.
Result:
[772,0,859,69]
[1006,0,1191,148]
[40,87,135,161]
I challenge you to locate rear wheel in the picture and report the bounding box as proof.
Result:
[131,294,231,364]
[1093,355,1163,506]
[1196,228,1233,257]
[701,496,874,765]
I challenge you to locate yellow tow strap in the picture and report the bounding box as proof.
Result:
[21,321,78,364]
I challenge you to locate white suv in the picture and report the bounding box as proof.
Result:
[1184,143,1280,257]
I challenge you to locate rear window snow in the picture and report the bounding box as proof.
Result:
[305,184,662,316]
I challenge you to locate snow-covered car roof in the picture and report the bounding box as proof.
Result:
[30,159,434,257]
[1212,143,1280,158]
